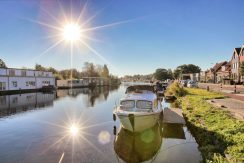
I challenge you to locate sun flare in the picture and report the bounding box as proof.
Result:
[62,23,82,42]
[70,124,79,136]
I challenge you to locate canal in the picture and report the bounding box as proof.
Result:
[0,84,201,163]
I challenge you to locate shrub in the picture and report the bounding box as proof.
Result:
[165,81,187,97]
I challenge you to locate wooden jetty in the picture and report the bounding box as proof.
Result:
[163,107,186,125]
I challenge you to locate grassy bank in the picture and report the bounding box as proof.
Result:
[179,88,244,162]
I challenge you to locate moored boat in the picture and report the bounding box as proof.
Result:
[114,85,162,132]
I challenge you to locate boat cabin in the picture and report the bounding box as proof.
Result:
[121,85,159,112]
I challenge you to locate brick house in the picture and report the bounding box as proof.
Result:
[216,61,231,84]
[240,45,244,82]
[231,47,241,83]
[204,61,231,83]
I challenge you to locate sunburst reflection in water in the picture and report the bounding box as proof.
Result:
[37,116,113,163]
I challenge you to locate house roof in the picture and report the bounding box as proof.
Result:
[235,48,241,55]
[212,61,227,72]
[225,61,231,71]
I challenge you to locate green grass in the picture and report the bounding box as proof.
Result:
[180,88,244,162]
[165,81,187,97]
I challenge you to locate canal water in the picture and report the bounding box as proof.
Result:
[0,84,201,163]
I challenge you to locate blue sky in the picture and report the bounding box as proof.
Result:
[0,0,244,76]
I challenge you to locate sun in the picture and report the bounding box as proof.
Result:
[62,23,82,42]
[70,124,79,136]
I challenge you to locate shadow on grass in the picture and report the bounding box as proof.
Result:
[184,116,236,162]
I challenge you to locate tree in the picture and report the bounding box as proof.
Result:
[101,64,109,78]
[173,68,181,79]
[167,69,174,79]
[47,67,58,74]
[95,64,103,77]
[83,62,99,77]
[0,59,7,68]
[153,68,169,81]
[35,64,46,71]
[174,64,201,79]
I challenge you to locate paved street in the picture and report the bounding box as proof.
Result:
[199,83,244,120]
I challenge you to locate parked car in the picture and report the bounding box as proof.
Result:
[180,80,188,87]
[187,81,198,88]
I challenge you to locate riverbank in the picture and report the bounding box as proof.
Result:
[180,88,244,162]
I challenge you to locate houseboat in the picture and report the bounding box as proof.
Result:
[0,68,55,94]
[114,85,163,132]
[57,77,109,89]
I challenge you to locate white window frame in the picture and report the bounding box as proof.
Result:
[12,81,17,87]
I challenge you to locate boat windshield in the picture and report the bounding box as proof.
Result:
[120,100,135,109]
[136,100,152,109]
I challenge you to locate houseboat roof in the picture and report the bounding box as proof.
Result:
[0,67,52,73]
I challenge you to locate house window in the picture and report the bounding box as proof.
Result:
[26,81,35,87]
[21,70,26,76]
[9,69,15,76]
[42,81,50,86]
[12,81,17,87]
[29,81,35,86]
[0,82,6,90]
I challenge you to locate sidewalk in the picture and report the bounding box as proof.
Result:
[207,98,244,120]
[198,83,244,101]
[198,83,244,120]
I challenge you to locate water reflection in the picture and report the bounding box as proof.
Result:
[162,123,185,139]
[0,84,201,163]
[114,123,163,163]
[57,85,119,107]
[0,93,55,117]
[114,119,202,163]
[114,94,203,163]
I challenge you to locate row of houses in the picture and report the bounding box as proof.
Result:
[0,67,119,94]
[56,77,110,88]
[0,68,55,92]
[201,44,244,84]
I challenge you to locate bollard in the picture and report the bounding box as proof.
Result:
[113,113,116,121]
[234,83,237,93]
[220,83,222,91]
[207,86,209,91]
[113,126,117,136]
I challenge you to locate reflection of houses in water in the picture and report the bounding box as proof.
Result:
[0,93,55,117]
[56,85,119,107]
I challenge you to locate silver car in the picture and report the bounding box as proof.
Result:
[187,81,198,88]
